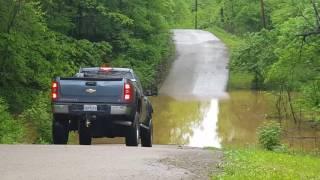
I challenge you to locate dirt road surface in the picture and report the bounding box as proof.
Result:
[0,30,228,180]
[0,145,222,180]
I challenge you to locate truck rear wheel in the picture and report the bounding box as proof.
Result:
[52,118,69,144]
[79,120,92,145]
[141,120,153,147]
[125,113,140,146]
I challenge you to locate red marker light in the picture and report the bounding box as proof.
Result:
[100,67,112,71]
[52,81,58,100]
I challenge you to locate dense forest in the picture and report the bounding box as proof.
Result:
[0,0,193,143]
[194,0,320,124]
[0,0,319,143]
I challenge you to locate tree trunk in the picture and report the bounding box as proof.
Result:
[220,8,224,23]
[260,0,266,29]
[287,89,297,124]
[7,0,21,33]
[77,3,83,39]
[195,0,198,29]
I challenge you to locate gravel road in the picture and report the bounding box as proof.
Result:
[0,145,222,180]
[0,30,228,180]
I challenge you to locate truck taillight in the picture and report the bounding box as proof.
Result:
[124,83,132,102]
[52,81,58,100]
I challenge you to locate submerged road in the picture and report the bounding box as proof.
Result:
[0,30,228,180]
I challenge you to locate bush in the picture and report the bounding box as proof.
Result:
[19,92,52,144]
[257,121,282,150]
[0,98,24,143]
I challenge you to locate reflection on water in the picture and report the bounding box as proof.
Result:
[151,96,222,148]
[151,93,266,148]
[188,99,221,148]
[150,96,206,145]
[151,91,319,150]
[151,91,274,148]
[218,91,275,147]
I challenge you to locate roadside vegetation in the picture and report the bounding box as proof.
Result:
[214,148,320,180]
[214,120,320,179]
[195,0,320,122]
[0,0,193,143]
[0,98,24,143]
[188,0,320,178]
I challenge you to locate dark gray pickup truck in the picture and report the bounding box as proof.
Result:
[51,67,155,147]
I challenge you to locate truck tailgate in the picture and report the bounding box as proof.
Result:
[59,78,124,103]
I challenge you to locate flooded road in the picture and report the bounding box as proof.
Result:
[151,91,320,150]
[152,30,319,150]
[92,30,320,150]
[94,29,231,148]
[151,91,272,148]
[151,97,220,147]
[152,29,229,148]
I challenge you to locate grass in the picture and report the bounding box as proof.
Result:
[227,72,254,90]
[206,26,243,50]
[213,148,320,180]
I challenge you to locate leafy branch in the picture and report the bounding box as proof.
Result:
[298,0,320,37]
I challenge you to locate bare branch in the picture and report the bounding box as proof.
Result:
[296,1,320,38]
[297,30,320,37]
[298,37,305,60]
[311,0,320,28]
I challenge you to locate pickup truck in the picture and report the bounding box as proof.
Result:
[51,67,155,147]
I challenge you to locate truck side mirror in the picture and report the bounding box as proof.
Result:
[145,89,158,96]
[145,90,152,96]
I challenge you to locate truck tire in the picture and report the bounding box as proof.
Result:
[141,120,153,147]
[52,119,69,144]
[79,120,92,145]
[125,113,140,146]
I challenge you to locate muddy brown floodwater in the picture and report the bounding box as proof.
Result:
[151,91,320,150]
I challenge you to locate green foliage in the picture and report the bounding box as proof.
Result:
[0,98,24,144]
[227,72,254,90]
[203,0,320,121]
[168,0,194,28]
[0,0,188,111]
[0,0,194,143]
[232,30,278,89]
[19,93,52,144]
[196,0,266,34]
[214,148,320,179]
[299,81,320,121]
[257,121,281,151]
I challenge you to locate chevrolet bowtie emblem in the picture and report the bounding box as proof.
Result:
[86,89,96,94]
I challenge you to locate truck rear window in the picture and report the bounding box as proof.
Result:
[81,70,133,79]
